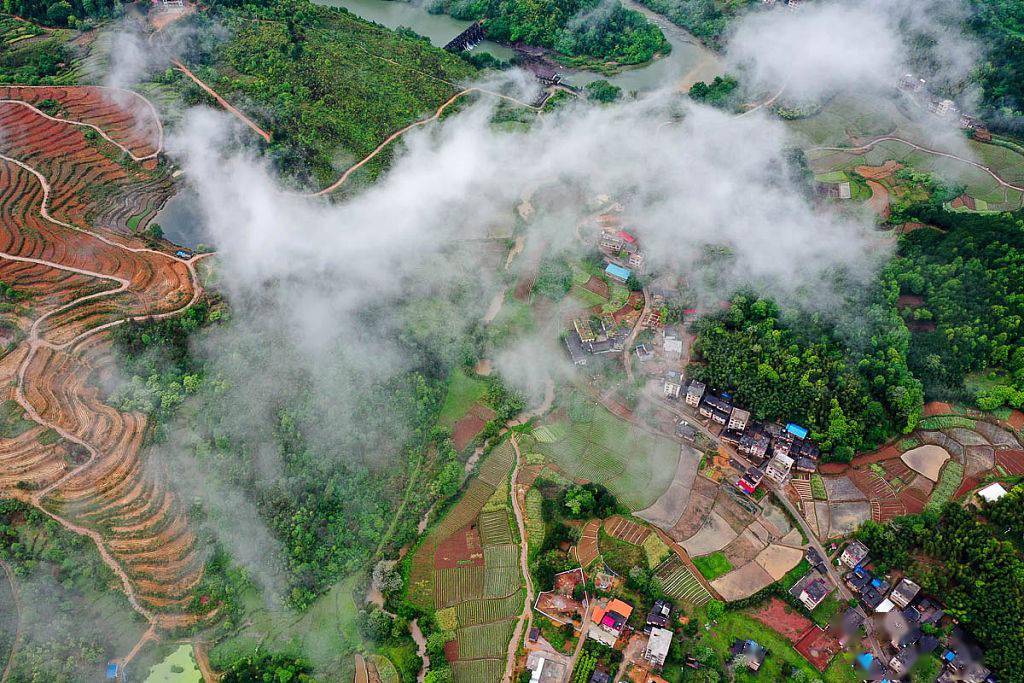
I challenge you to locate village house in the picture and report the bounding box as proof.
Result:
[840,540,869,569]
[675,421,697,442]
[730,639,767,672]
[889,578,921,609]
[685,380,706,408]
[728,407,750,432]
[790,570,833,610]
[663,371,683,399]
[700,394,732,425]
[646,600,672,631]
[565,331,588,366]
[643,627,674,669]
[977,482,1008,503]
[605,262,632,283]
[588,598,633,647]
[736,466,764,495]
[764,452,794,485]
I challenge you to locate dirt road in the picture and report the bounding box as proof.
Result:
[172,60,272,143]
[811,135,1024,193]
[502,435,537,683]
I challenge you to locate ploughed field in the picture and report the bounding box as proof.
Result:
[0,86,212,629]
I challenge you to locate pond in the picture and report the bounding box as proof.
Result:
[152,187,210,250]
[314,0,723,93]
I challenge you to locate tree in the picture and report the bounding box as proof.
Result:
[585,79,622,103]
[704,599,724,621]
[424,665,453,683]
[563,485,595,517]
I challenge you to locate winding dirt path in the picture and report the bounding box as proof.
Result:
[171,60,272,142]
[311,88,475,196]
[811,135,1024,193]
[502,434,536,683]
[0,559,22,683]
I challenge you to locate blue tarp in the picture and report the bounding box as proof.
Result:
[786,423,809,439]
[871,578,882,588]
[856,653,874,670]
[944,651,956,662]
[605,263,632,281]
[106,663,119,679]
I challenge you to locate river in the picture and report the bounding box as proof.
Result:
[314,0,723,93]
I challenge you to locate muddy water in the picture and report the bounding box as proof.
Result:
[315,0,724,93]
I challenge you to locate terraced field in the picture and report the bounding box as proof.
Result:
[0,86,212,652]
[405,440,524,683]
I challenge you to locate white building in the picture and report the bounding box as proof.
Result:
[978,482,1008,503]
[643,627,673,668]
[764,453,794,485]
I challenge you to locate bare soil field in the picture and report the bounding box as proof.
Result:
[754,544,803,581]
[751,598,813,643]
[710,560,773,601]
[901,445,950,481]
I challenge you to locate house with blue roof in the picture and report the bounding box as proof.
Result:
[604,263,631,282]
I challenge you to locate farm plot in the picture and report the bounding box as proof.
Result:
[452,658,504,682]
[456,619,517,659]
[479,509,512,546]
[454,591,524,628]
[533,403,680,509]
[436,565,486,608]
[604,515,650,545]
[654,556,711,606]
[483,544,521,598]
[406,443,525,670]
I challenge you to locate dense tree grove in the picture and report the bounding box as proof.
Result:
[2,0,116,27]
[220,652,315,682]
[966,0,1024,123]
[181,0,477,187]
[691,294,922,461]
[433,0,667,65]
[858,497,1024,681]
[688,74,739,109]
[888,206,1024,406]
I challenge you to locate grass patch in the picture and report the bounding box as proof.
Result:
[692,552,733,582]
[439,369,487,426]
[143,644,202,682]
[570,285,607,308]
[0,399,33,438]
[810,474,827,501]
[919,415,976,431]
[810,593,842,628]
[36,428,60,445]
[899,438,920,451]
[598,528,645,576]
[926,460,964,510]
[600,283,629,314]
[641,533,670,569]
[684,608,858,683]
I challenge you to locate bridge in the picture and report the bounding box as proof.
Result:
[444,21,486,52]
